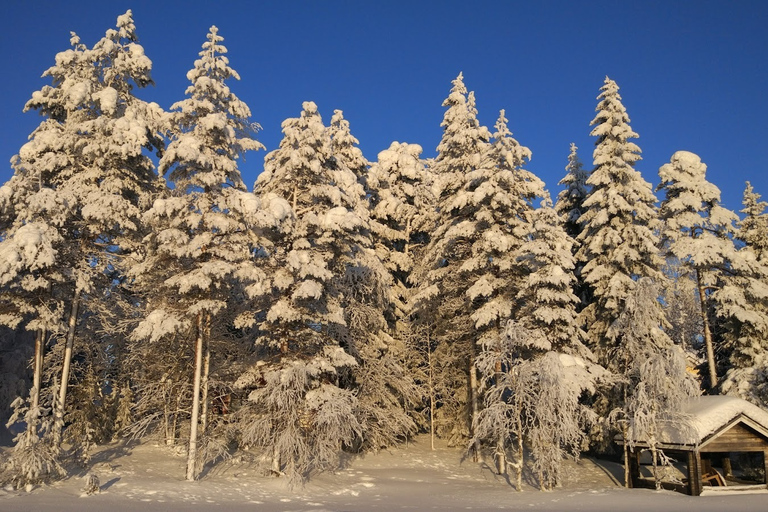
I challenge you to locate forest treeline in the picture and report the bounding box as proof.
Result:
[1,11,767,491]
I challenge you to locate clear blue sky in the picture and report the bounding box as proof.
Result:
[1,1,766,212]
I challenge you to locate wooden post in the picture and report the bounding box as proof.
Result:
[764,450,768,489]
[628,448,640,488]
[687,450,702,496]
[722,456,732,478]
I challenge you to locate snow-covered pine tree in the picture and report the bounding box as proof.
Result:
[366,142,436,444]
[516,202,601,487]
[738,182,768,261]
[555,143,590,308]
[2,10,164,485]
[607,278,699,489]
[577,77,662,365]
[239,102,369,481]
[656,151,758,390]
[414,78,495,450]
[128,26,270,481]
[367,142,435,321]
[328,109,369,191]
[326,110,419,453]
[720,183,768,407]
[555,143,589,243]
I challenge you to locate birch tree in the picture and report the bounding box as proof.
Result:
[608,278,699,489]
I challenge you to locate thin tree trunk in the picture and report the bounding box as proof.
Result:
[271,446,281,475]
[27,328,46,441]
[427,330,435,451]
[200,344,211,433]
[54,288,80,449]
[163,378,173,446]
[469,349,481,463]
[623,422,631,488]
[31,328,45,410]
[186,312,205,481]
[171,391,182,446]
[696,270,717,388]
[494,356,506,475]
[515,414,524,491]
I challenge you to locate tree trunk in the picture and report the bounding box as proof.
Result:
[163,381,171,445]
[622,423,631,488]
[427,330,435,451]
[468,348,481,463]
[515,417,524,491]
[696,270,717,388]
[200,346,211,433]
[31,328,45,410]
[54,288,80,450]
[494,357,506,475]
[27,328,46,441]
[186,313,205,481]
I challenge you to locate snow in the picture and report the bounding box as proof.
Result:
[670,395,768,445]
[1,435,765,511]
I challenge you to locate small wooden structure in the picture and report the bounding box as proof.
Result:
[623,395,768,496]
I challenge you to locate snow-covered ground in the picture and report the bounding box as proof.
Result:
[1,436,765,511]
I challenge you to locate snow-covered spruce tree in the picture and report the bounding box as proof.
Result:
[237,102,367,482]
[555,143,589,243]
[366,142,436,443]
[515,203,601,490]
[577,77,662,366]
[328,109,369,189]
[555,143,590,308]
[128,26,270,481]
[325,110,419,453]
[656,151,761,390]
[737,182,768,261]
[472,193,601,490]
[720,183,768,407]
[367,142,435,320]
[607,278,699,489]
[2,10,164,485]
[413,74,494,451]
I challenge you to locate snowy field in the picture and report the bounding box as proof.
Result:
[1,436,765,511]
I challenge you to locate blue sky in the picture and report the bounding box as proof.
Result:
[1,1,766,212]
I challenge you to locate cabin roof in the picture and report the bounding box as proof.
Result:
[625,395,768,450]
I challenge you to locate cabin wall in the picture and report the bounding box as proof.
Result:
[701,422,768,453]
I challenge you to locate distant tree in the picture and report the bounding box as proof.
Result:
[737,182,768,261]
[555,143,590,307]
[555,143,589,242]
[577,77,662,366]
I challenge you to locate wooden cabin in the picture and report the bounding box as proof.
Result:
[623,395,768,496]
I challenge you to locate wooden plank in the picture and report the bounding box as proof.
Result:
[702,422,768,453]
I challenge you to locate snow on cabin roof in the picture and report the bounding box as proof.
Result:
[658,395,768,447]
